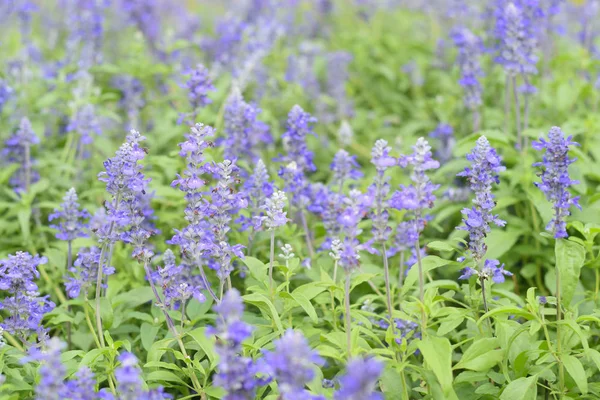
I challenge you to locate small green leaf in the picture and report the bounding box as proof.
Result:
[563,355,588,394]
[499,376,537,400]
[242,257,268,283]
[555,239,585,307]
[418,337,458,399]
[243,293,284,334]
[427,241,455,252]
[140,323,160,351]
[280,292,318,323]
[455,338,503,372]
[402,256,452,294]
[187,327,217,364]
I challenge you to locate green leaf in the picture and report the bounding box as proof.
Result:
[243,293,284,334]
[417,337,458,399]
[426,241,455,252]
[485,229,523,260]
[585,348,600,372]
[280,292,318,323]
[402,256,452,294]
[242,257,268,283]
[187,327,217,364]
[146,370,188,386]
[555,239,585,307]
[562,355,588,394]
[499,376,537,400]
[454,338,503,372]
[140,323,160,351]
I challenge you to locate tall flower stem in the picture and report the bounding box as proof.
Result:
[142,260,204,397]
[299,210,315,258]
[198,264,219,303]
[24,142,31,192]
[94,243,109,347]
[381,243,393,320]
[555,249,564,395]
[414,239,426,334]
[344,273,352,358]
[504,76,511,135]
[398,252,405,308]
[479,273,493,335]
[269,231,275,295]
[512,76,522,149]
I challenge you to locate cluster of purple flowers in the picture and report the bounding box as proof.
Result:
[66,104,102,159]
[532,126,581,238]
[451,27,484,112]
[338,189,372,272]
[65,246,114,298]
[48,188,89,242]
[222,88,271,165]
[185,63,215,114]
[0,252,54,343]
[3,117,39,193]
[208,289,269,399]
[153,249,205,310]
[494,1,541,79]
[331,149,363,192]
[111,75,145,130]
[107,352,171,399]
[390,137,440,242]
[457,136,511,282]
[241,159,275,232]
[369,139,396,247]
[0,78,13,113]
[334,357,383,400]
[263,329,324,400]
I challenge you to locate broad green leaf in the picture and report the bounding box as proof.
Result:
[292,282,327,301]
[280,292,318,323]
[555,239,585,307]
[243,293,284,334]
[563,354,588,394]
[500,376,537,400]
[140,323,160,351]
[145,370,188,386]
[426,241,455,252]
[243,257,268,283]
[187,327,217,364]
[586,348,600,372]
[485,229,522,260]
[455,338,503,372]
[418,337,458,399]
[402,256,452,294]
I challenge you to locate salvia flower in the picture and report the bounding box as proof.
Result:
[279,161,311,209]
[208,289,268,399]
[460,259,512,283]
[457,136,506,262]
[338,189,371,272]
[0,252,54,342]
[223,87,271,164]
[114,352,170,400]
[494,1,539,77]
[0,78,14,113]
[154,249,205,310]
[390,137,440,238]
[369,139,396,245]
[331,149,363,191]
[97,130,150,245]
[261,190,288,230]
[186,63,215,112]
[280,105,317,173]
[66,104,102,159]
[532,126,580,238]
[65,246,114,298]
[48,188,90,242]
[428,123,455,163]
[26,338,66,399]
[112,75,145,129]
[241,159,274,231]
[264,329,324,400]
[206,160,247,281]
[334,357,383,400]
[451,27,484,111]
[3,117,40,193]
[324,51,354,122]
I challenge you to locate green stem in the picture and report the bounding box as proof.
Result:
[84,299,101,348]
[344,273,352,359]
[382,243,394,320]
[414,239,426,335]
[3,332,24,352]
[269,231,275,295]
[556,256,564,396]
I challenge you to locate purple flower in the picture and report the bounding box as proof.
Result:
[65,246,114,299]
[494,1,541,77]
[338,189,372,272]
[369,139,396,245]
[26,338,66,399]
[0,252,54,342]
[114,352,171,400]
[457,136,506,262]
[241,159,274,231]
[325,51,354,121]
[264,329,324,400]
[334,357,383,400]
[451,27,484,111]
[483,259,512,283]
[209,289,268,399]
[0,78,13,113]
[186,63,215,111]
[222,87,271,164]
[262,190,288,230]
[2,117,40,193]
[48,188,90,242]
[532,126,580,238]
[331,149,363,191]
[62,366,96,400]
[153,249,205,310]
[112,75,145,129]
[97,130,151,245]
[66,104,102,158]
[279,161,311,209]
[280,105,317,173]
[390,137,440,236]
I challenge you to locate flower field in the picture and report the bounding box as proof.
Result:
[2,1,600,399]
